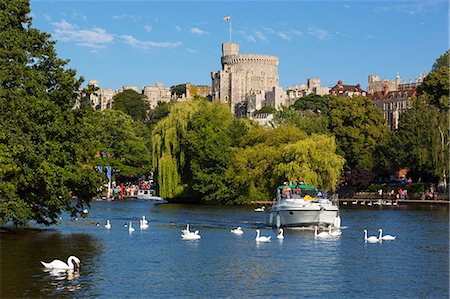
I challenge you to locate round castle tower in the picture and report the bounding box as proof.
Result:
[211,42,280,114]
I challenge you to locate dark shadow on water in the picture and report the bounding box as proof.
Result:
[1,227,102,298]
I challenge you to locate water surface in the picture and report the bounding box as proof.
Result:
[1,200,448,298]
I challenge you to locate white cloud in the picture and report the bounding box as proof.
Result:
[255,31,268,42]
[112,14,142,22]
[186,48,199,54]
[144,25,153,32]
[374,1,444,15]
[43,14,51,21]
[71,10,87,21]
[51,20,114,49]
[175,25,181,32]
[307,27,330,40]
[190,27,208,35]
[263,27,302,42]
[121,35,181,50]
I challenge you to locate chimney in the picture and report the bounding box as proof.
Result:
[383,83,389,96]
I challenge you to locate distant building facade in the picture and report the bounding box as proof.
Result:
[329,80,367,97]
[88,80,118,110]
[142,82,172,109]
[369,88,416,130]
[367,72,426,130]
[88,81,209,111]
[367,72,426,94]
[286,78,330,105]
[211,42,286,117]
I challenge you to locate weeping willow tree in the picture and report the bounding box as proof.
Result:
[275,134,345,191]
[151,101,201,198]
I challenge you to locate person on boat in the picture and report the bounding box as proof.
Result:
[282,182,291,198]
[293,185,301,195]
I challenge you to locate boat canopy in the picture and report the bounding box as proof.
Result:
[278,184,316,190]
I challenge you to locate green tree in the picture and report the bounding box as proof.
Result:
[93,110,152,178]
[275,134,345,191]
[292,94,335,115]
[274,109,329,135]
[417,50,449,110]
[227,125,344,203]
[0,0,102,225]
[185,100,235,203]
[329,96,388,171]
[112,89,149,122]
[170,84,186,97]
[152,100,201,198]
[388,50,449,186]
[254,106,277,114]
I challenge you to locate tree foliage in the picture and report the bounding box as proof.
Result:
[185,101,235,203]
[227,126,344,203]
[329,96,388,171]
[0,0,102,225]
[92,109,152,178]
[112,89,149,122]
[417,50,449,110]
[387,50,449,185]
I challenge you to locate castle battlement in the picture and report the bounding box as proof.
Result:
[221,54,279,66]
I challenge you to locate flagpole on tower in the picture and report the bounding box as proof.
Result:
[223,16,232,42]
[229,17,232,42]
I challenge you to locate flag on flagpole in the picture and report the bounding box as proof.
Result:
[223,16,231,21]
[106,166,111,180]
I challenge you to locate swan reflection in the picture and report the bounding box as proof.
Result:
[44,268,82,292]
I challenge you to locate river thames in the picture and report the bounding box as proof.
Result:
[1,200,448,298]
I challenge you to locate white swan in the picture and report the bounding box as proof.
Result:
[182,230,201,240]
[328,226,342,237]
[364,229,380,243]
[255,229,271,242]
[181,224,190,235]
[231,227,244,235]
[142,216,148,225]
[378,228,396,240]
[254,206,265,212]
[128,221,135,232]
[314,226,331,239]
[277,228,284,240]
[41,256,81,270]
[140,220,149,230]
[105,220,111,229]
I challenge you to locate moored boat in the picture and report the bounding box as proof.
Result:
[266,183,341,229]
[136,189,167,203]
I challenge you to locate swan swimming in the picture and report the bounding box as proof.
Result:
[181,224,190,235]
[378,228,396,240]
[328,226,342,237]
[182,230,201,240]
[128,221,135,232]
[41,256,81,270]
[254,206,265,212]
[105,220,111,229]
[140,220,149,230]
[142,216,148,225]
[277,228,284,240]
[231,227,244,235]
[255,229,271,242]
[314,226,331,239]
[364,229,380,243]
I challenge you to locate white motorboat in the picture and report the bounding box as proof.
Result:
[266,183,341,229]
[136,189,167,203]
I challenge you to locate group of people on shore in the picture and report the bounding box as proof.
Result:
[378,187,438,200]
[110,182,154,200]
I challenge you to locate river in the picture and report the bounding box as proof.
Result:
[1,200,448,298]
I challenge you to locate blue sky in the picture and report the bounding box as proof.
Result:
[30,1,448,90]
